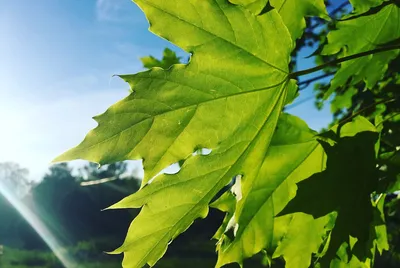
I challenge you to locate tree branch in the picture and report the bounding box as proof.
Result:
[289,44,400,78]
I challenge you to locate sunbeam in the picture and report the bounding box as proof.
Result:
[0,180,76,268]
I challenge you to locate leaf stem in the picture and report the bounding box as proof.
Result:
[289,44,400,78]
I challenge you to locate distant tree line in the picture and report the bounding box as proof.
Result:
[0,162,229,267]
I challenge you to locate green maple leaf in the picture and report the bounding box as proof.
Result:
[270,0,328,40]
[212,192,335,268]
[349,0,385,14]
[279,117,387,267]
[230,0,329,40]
[328,194,388,268]
[272,213,335,268]
[215,113,329,267]
[229,0,269,14]
[54,0,294,185]
[330,87,358,114]
[322,2,400,98]
[108,113,318,268]
[141,48,182,69]
[54,0,304,266]
[209,114,336,268]
[52,0,393,267]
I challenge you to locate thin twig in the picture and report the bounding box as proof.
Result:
[329,2,351,18]
[286,96,315,110]
[339,98,397,126]
[376,112,400,128]
[298,72,336,87]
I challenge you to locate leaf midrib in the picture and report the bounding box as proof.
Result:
[68,78,288,153]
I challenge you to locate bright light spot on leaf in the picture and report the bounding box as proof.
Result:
[193,148,213,156]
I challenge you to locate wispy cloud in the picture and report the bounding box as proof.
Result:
[96,0,138,22]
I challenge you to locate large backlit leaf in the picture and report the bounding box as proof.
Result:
[54,0,299,266]
[53,0,395,267]
[322,2,400,98]
[108,92,288,267]
[55,0,293,185]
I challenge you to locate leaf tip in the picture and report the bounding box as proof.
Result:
[51,152,71,164]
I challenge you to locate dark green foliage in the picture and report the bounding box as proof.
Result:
[280,131,381,265]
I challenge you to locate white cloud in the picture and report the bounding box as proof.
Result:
[96,0,138,22]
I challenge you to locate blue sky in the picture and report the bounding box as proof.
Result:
[0,0,333,181]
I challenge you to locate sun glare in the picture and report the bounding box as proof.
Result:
[0,180,76,267]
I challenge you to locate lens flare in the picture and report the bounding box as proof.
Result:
[0,180,76,268]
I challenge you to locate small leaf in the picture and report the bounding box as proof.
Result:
[272,213,333,268]
[349,0,385,14]
[330,87,357,114]
[141,48,182,70]
[322,3,400,98]
[374,194,389,255]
